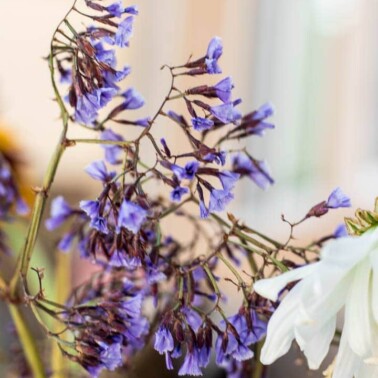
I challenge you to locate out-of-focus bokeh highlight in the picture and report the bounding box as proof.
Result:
[0,0,377,376]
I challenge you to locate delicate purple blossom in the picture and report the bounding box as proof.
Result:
[45,196,73,230]
[334,223,348,238]
[114,16,134,47]
[205,37,223,74]
[171,161,199,181]
[191,117,214,131]
[170,186,189,202]
[121,87,145,110]
[85,161,116,182]
[214,77,234,102]
[210,100,242,124]
[106,1,128,17]
[209,189,234,213]
[100,129,124,165]
[326,187,351,209]
[219,171,240,191]
[178,349,202,376]
[154,325,174,354]
[117,200,147,234]
[232,153,274,190]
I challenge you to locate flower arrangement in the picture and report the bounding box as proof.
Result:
[0,1,373,377]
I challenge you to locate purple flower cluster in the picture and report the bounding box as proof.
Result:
[0,154,28,220]
[62,273,148,377]
[153,301,266,376]
[47,2,277,377]
[307,187,351,218]
[56,1,147,127]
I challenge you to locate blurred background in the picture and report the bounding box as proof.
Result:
[0,0,377,377]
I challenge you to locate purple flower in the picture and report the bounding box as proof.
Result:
[106,1,124,17]
[334,223,348,238]
[121,87,145,110]
[210,100,242,124]
[154,325,174,354]
[90,216,108,234]
[135,117,150,127]
[95,42,116,66]
[204,150,227,166]
[199,200,209,219]
[74,94,98,126]
[191,117,214,131]
[124,5,139,15]
[206,37,223,74]
[170,186,189,202]
[117,200,147,234]
[100,129,124,164]
[97,341,123,371]
[197,184,209,218]
[91,87,118,108]
[232,343,254,362]
[209,189,234,213]
[165,352,174,370]
[107,65,131,84]
[326,187,351,209]
[117,295,143,317]
[215,331,239,366]
[214,77,234,102]
[171,161,199,181]
[178,349,202,376]
[109,252,141,268]
[253,102,274,121]
[181,307,202,332]
[85,161,116,182]
[198,345,211,368]
[59,68,72,84]
[240,103,275,137]
[114,16,134,47]
[219,171,240,191]
[232,153,274,190]
[80,200,100,219]
[45,196,73,230]
[228,310,266,346]
[167,110,186,124]
[57,232,75,253]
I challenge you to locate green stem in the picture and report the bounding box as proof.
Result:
[69,138,132,147]
[252,340,264,378]
[51,252,72,378]
[203,265,220,296]
[8,304,46,378]
[217,252,249,301]
[9,34,69,295]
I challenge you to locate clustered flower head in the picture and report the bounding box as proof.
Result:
[56,0,146,128]
[59,272,149,377]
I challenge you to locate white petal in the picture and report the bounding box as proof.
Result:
[333,331,360,378]
[295,315,336,370]
[356,363,378,378]
[344,258,372,357]
[299,271,350,327]
[322,229,378,269]
[370,248,378,323]
[260,280,306,364]
[253,263,318,301]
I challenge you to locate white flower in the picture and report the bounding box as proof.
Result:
[254,227,378,378]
